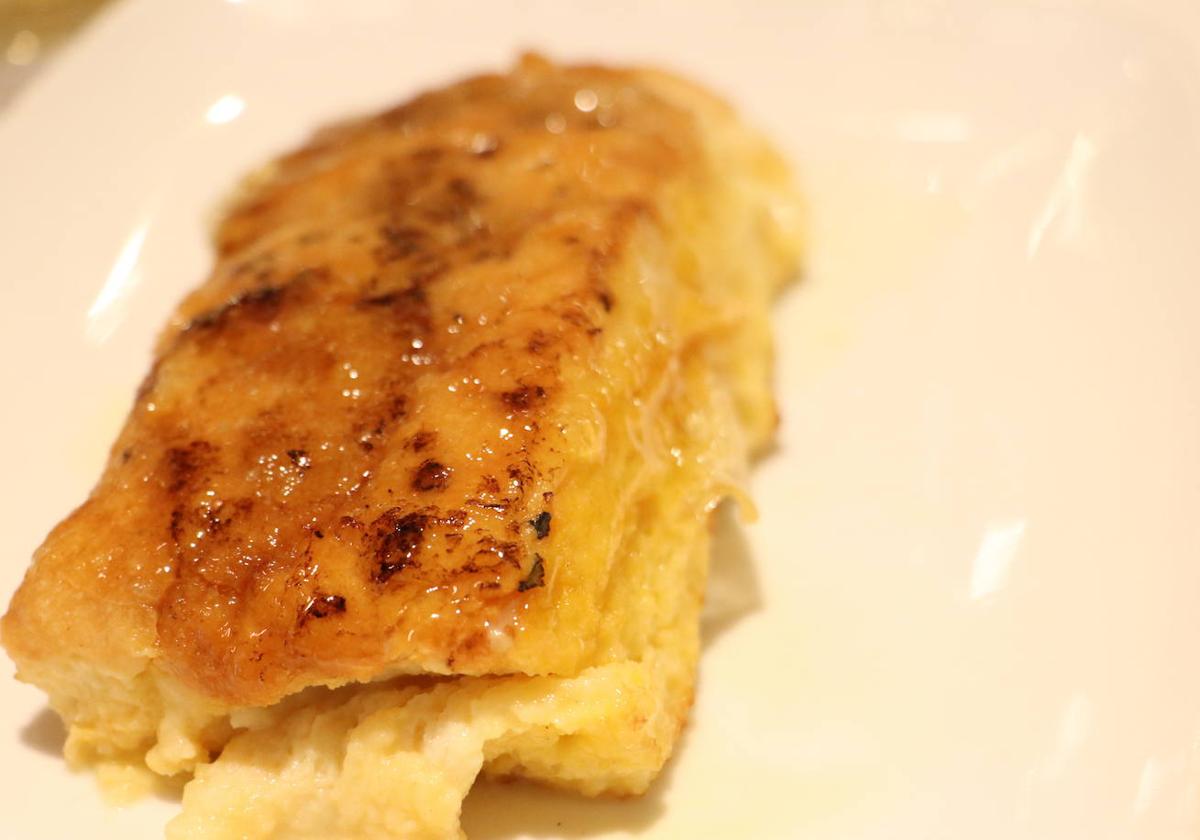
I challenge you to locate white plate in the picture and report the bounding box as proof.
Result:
[3,1,1200,837]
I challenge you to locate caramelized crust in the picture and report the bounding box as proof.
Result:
[3,56,798,716]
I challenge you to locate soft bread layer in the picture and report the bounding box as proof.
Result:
[170,623,697,840]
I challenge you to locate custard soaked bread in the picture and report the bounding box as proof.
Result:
[2,55,800,838]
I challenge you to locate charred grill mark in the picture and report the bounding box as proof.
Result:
[286,449,312,469]
[437,509,467,529]
[500,384,547,411]
[374,224,425,263]
[529,511,552,539]
[506,458,536,493]
[468,473,511,513]
[562,306,602,337]
[186,286,282,332]
[369,395,408,437]
[169,508,184,543]
[167,492,243,547]
[183,267,327,335]
[164,440,215,493]
[385,394,409,422]
[303,593,347,620]
[369,509,428,583]
[518,554,545,591]
[526,330,552,354]
[412,460,452,492]
[421,175,484,234]
[464,339,507,362]
[203,503,229,536]
[471,538,522,571]
[359,286,426,308]
[408,430,437,452]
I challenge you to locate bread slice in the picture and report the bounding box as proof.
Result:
[2,54,800,838]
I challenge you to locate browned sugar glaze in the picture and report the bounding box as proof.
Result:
[14,57,706,706]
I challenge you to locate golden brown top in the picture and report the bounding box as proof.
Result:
[5,56,764,706]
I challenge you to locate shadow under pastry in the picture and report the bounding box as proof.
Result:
[701,500,765,649]
[19,705,66,756]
